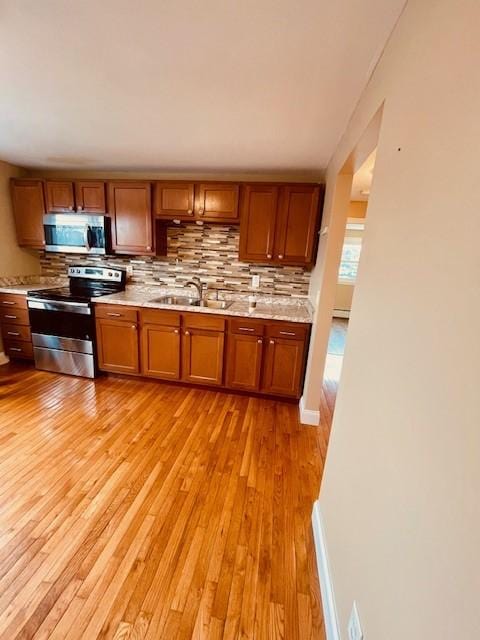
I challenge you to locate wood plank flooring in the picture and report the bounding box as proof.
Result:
[0,362,333,639]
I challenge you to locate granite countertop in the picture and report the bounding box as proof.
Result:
[0,277,67,295]
[94,286,314,324]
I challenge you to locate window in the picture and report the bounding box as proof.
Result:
[338,220,364,284]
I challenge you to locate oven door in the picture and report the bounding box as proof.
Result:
[27,299,96,378]
[43,213,108,255]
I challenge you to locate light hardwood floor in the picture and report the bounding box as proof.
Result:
[0,360,334,639]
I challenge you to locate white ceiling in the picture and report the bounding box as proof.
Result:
[0,1,405,173]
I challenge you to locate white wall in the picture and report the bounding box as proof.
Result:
[317,0,480,638]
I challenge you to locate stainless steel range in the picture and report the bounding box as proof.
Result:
[27,265,126,378]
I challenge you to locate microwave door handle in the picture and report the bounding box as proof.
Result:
[84,225,91,251]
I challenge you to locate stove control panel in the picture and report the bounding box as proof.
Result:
[68,265,126,283]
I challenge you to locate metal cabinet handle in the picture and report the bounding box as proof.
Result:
[1,301,15,306]
[7,331,20,336]
[257,339,263,344]
[4,315,17,319]
[68,206,74,211]
[173,329,179,334]
[107,312,121,317]
[187,209,193,214]
[267,254,272,259]
[269,339,275,344]
[146,245,151,250]
[77,205,83,211]
[239,327,254,332]
[198,209,204,215]
[131,324,137,329]
[278,254,284,259]
[9,347,22,352]
[185,330,190,335]
[279,331,296,336]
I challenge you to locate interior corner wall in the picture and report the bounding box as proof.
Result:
[316,0,480,638]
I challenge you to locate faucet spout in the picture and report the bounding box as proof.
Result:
[185,277,203,300]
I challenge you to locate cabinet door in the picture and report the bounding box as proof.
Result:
[45,181,75,212]
[154,182,195,219]
[261,336,306,398]
[75,181,106,213]
[10,180,46,248]
[226,333,263,391]
[109,182,153,255]
[141,323,181,380]
[239,185,278,263]
[195,183,239,223]
[274,185,320,266]
[182,329,225,386]
[96,318,139,374]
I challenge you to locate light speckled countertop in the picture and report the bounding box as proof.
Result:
[0,277,67,295]
[94,286,314,324]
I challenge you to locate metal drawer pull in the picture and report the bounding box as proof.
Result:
[239,327,254,332]
[269,339,275,344]
[279,331,296,336]
[2,301,15,305]
[4,315,17,319]
[257,339,263,344]
[10,347,22,352]
[107,312,122,317]
[7,331,20,336]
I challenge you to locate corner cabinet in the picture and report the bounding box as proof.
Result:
[239,183,322,268]
[10,179,46,249]
[108,182,154,255]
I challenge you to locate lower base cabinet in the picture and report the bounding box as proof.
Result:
[96,317,139,374]
[0,293,34,361]
[95,304,309,398]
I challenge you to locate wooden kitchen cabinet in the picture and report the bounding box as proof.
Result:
[195,183,240,223]
[0,293,34,360]
[154,182,195,220]
[239,184,278,263]
[10,179,46,248]
[182,328,225,386]
[96,316,139,374]
[226,333,264,391]
[108,182,154,255]
[141,323,181,380]
[239,183,321,267]
[74,181,106,213]
[261,335,306,397]
[274,185,320,265]
[45,181,75,212]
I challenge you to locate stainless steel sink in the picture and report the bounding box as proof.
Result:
[150,295,200,306]
[200,299,233,310]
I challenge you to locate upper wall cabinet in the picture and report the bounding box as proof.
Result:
[74,181,106,213]
[154,182,195,220]
[45,181,75,212]
[239,183,322,268]
[10,179,46,249]
[195,183,240,223]
[108,181,154,255]
[45,180,106,213]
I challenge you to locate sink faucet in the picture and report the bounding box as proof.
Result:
[185,277,203,300]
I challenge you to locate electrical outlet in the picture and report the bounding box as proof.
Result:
[251,275,260,288]
[348,602,363,640]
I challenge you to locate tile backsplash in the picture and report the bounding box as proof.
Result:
[39,223,312,297]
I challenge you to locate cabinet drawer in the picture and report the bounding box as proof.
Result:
[0,308,30,325]
[4,340,33,360]
[266,322,309,341]
[95,305,138,322]
[183,313,225,332]
[2,323,31,342]
[229,318,265,336]
[141,309,181,327]
[0,293,28,310]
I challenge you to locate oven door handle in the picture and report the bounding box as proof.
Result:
[84,225,91,252]
[27,298,92,315]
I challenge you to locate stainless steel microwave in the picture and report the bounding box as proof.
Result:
[43,213,110,254]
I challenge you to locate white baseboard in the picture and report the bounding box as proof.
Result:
[312,501,340,640]
[299,395,320,426]
[0,352,9,366]
[333,309,350,319]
